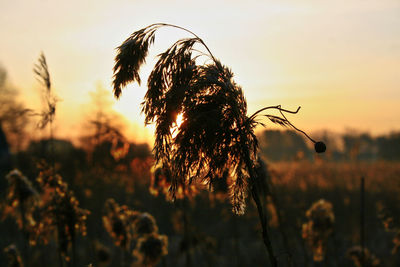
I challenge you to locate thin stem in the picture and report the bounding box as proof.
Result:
[150,23,218,64]
[360,176,365,267]
[248,105,301,122]
[248,105,317,144]
[278,108,316,144]
[240,142,277,267]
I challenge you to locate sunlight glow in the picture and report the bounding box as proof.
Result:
[175,113,184,128]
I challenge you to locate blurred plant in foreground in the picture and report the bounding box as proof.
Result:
[2,169,38,244]
[103,199,168,266]
[133,233,168,267]
[347,246,380,267]
[3,244,24,267]
[103,198,140,250]
[302,199,334,261]
[35,166,90,263]
[377,202,400,254]
[150,165,200,201]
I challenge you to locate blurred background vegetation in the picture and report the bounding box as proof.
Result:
[1,62,400,267]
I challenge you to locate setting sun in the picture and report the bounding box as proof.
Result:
[175,113,184,128]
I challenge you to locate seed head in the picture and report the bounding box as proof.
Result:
[314,141,326,153]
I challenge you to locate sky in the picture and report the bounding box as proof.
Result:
[0,0,399,144]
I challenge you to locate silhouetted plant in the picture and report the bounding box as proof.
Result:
[32,52,58,130]
[302,199,334,262]
[347,246,380,267]
[112,23,325,266]
[3,244,24,267]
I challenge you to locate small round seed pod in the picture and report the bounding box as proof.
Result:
[314,142,326,153]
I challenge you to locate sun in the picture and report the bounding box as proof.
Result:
[171,113,184,138]
[175,113,184,128]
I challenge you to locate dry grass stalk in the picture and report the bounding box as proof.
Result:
[112,23,326,267]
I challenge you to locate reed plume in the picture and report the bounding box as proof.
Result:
[112,23,325,266]
[32,52,57,130]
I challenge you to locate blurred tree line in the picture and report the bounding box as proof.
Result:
[258,129,400,162]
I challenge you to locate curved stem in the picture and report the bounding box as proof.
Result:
[278,108,316,143]
[150,23,218,64]
[248,105,301,122]
[248,105,317,144]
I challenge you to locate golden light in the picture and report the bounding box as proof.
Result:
[171,112,184,139]
[175,113,184,128]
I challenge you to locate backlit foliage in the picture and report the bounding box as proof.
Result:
[149,165,199,201]
[103,198,139,249]
[302,199,335,261]
[112,23,324,218]
[112,23,279,214]
[2,170,38,244]
[35,167,90,261]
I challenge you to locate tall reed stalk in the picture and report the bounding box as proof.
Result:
[111,23,325,267]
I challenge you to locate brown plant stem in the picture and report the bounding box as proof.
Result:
[360,176,365,267]
[250,185,277,267]
[242,146,277,267]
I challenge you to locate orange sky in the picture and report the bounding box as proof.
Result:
[1,0,399,144]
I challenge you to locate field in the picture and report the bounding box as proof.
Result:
[1,143,400,267]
